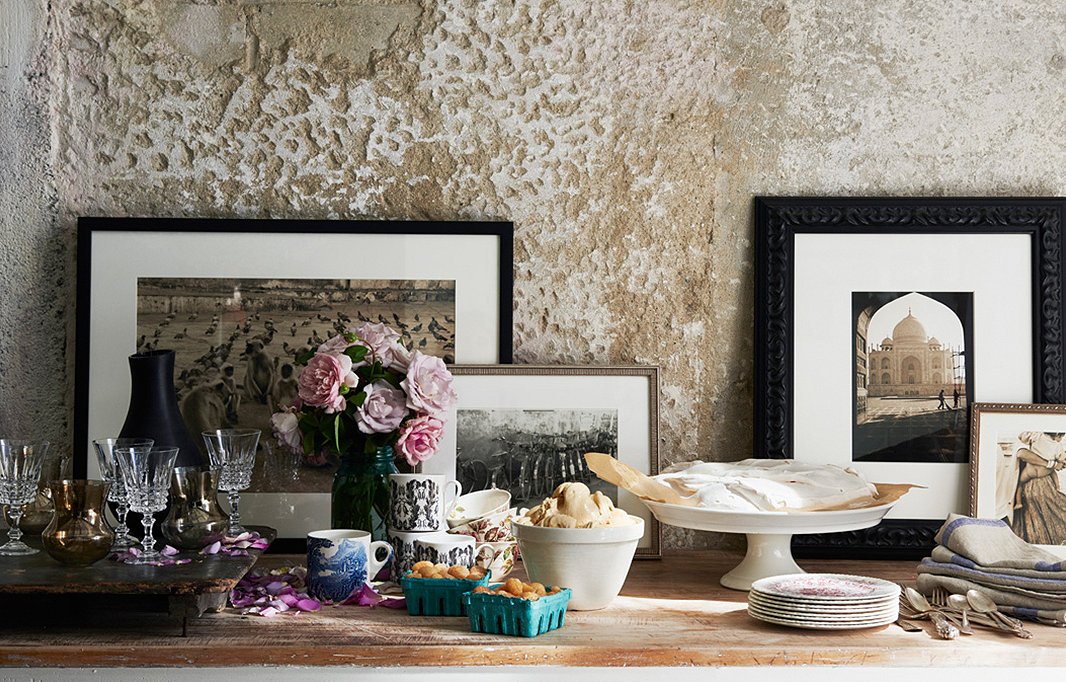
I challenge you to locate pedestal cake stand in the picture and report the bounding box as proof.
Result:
[642,500,897,591]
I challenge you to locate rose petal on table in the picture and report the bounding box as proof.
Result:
[340,582,383,606]
[278,593,300,607]
[295,598,321,612]
[265,581,286,595]
[260,606,279,617]
[379,597,407,609]
[201,541,221,555]
[161,545,180,557]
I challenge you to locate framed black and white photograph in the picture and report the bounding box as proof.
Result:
[971,402,1066,558]
[74,217,513,542]
[426,365,661,558]
[754,197,1066,557]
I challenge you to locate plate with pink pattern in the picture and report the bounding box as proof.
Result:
[751,573,900,602]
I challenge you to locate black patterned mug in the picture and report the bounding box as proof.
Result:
[388,528,449,578]
[388,474,461,532]
[413,533,495,569]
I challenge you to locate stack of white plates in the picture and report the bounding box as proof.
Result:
[747,573,900,630]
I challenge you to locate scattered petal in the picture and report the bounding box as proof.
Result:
[260,606,279,617]
[201,541,221,555]
[295,598,321,612]
[161,545,180,557]
[379,597,407,609]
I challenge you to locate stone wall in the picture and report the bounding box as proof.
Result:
[4,0,1066,548]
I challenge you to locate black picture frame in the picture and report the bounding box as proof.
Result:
[754,197,1065,558]
[73,217,513,551]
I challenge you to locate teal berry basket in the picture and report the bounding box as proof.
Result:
[400,573,490,616]
[463,587,572,637]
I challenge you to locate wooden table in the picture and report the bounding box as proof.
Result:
[0,527,274,637]
[0,550,1062,668]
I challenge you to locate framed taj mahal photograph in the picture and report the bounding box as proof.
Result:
[755,197,1066,557]
[853,290,974,464]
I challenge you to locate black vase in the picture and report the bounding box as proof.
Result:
[118,350,207,542]
[119,350,206,467]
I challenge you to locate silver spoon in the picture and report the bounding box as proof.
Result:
[965,590,1032,639]
[947,593,973,634]
[905,587,960,639]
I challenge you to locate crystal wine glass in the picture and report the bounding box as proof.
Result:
[115,445,179,564]
[202,429,260,535]
[0,439,49,556]
[93,438,154,550]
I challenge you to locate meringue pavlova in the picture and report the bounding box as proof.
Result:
[654,459,879,512]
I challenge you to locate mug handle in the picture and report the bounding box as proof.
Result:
[368,540,393,579]
[474,542,498,566]
[444,479,463,513]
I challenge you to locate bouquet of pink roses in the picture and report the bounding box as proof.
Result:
[269,322,456,536]
[270,321,456,467]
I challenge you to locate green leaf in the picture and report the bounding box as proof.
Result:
[302,430,315,456]
[345,345,369,363]
[351,390,367,408]
[295,349,315,365]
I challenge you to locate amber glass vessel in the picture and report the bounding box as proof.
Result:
[42,480,114,566]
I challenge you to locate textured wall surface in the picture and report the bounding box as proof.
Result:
[4,0,1066,548]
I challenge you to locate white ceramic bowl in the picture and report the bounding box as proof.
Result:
[512,517,644,611]
[446,489,511,528]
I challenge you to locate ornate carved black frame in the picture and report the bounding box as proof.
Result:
[754,197,1065,558]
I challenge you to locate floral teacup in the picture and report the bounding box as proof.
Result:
[475,540,518,582]
[448,507,526,543]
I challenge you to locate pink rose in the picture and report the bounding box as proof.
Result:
[298,353,357,413]
[400,351,457,417]
[353,322,406,370]
[390,343,412,372]
[317,334,352,357]
[396,415,445,467]
[355,381,408,434]
[270,410,302,453]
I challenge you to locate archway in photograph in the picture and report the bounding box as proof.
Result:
[853,291,973,463]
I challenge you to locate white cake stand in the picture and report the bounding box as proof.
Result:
[642,499,897,591]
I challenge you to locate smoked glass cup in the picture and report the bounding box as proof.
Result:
[115,445,179,564]
[0,439,49,556]
[201,429,260,535]
[93,438,154,550]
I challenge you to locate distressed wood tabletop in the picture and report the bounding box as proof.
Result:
[0,550,1061,668]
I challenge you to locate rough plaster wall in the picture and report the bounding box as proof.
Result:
[0,0,63,445]
[5,0,1066,548]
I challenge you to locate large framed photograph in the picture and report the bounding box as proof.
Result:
[754,197,1066,557]
[73,217,513,544]
[426,365,661,558]
[971,402,1066,558]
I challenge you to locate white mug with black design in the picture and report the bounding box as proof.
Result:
[413,533,496,569]
[388,473,461,532]
[389,528,450,577]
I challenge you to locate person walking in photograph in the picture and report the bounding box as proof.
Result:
[937,389,948,410]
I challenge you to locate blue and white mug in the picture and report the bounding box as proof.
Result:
[306,529,392,603]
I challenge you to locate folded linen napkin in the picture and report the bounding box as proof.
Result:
[934,514,1066,571]
[918,514,1066,623]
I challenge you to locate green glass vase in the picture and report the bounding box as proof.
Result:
[331,445,396,541]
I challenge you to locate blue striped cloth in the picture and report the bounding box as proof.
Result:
[916,514,1066,623]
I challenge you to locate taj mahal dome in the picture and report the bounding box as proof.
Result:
[866,309,958,398]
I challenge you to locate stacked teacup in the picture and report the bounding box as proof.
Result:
[445,489,521,582]
[387,473,466,578]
